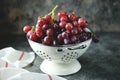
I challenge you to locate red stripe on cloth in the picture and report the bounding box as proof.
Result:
[5,62,8,68]
[19,51,24,61]
[48,74,53,80]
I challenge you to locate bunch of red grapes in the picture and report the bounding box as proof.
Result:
[23,11,97,46]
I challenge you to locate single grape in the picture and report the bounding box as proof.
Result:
[82,36,88,41]
[46,28,54,36]
[44,15,52,23]
[27,30,33,37]
[68,13,76,21]
[58,11,67,18]
[43,36,51,45]
[60,16,68,22]
[73,21,79,27]
[80,32,88,41]
[62,32,69,38]
[27,30,37,41]
[29,34,37,41]
[23,25,31,33]
[66,30,71,34]
[53,23,59,29]
[77,27,83,33]
[65,23,73,31]
[42,24,49,30]
[78,18,88,27]
[57,34,63,41]
[59,21,66,28]
[35,27,43,38]
[71,28,78,35]
[71,35,77,42]
[37,18,46,28]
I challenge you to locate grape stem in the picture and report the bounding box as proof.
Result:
[38,5,58,20]
[48,5,59,19]
[31,26,35,31]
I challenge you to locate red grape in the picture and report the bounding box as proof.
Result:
[42,24,49,30]
[77,27,83,33]
[65,23,73,31]
[59,21,66,28]
[53,23,59,29]
[43,36,51,45]
[66,30,71,34]
[78,18,88,27]
[27,30,37,41]
[60,16,68,22]
[36,24,40,28]
[68,13,76,21]
[71,35,77,42]
[57,34,63,41]
[71,28,78,35]
[82,36,88,41]
[44,15,52,22]
[58,11,67,18]
[73,21,79,27]
[46,28,54,36]
[35,27,43,38]
[23,25,31,33]
[62,32,69,38]
[27,30,33,38]
[37,18,46,28]
[29,34,37,41]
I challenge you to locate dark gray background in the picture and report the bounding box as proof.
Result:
[0,0,120,35]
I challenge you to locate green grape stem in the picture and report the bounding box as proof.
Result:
[48,5,59,19]
[31,26,35,31]
[38,5,59,20]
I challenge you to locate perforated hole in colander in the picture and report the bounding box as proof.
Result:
[71,52,73,54]
[61,52,79,62]
[36,50,52,61]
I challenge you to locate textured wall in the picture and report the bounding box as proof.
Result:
[0,0,120,35]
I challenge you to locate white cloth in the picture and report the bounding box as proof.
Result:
[0,47,35,68]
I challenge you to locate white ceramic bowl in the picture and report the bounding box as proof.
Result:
[28,28,92,75]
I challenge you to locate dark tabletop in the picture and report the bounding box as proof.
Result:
[0,32,120,80]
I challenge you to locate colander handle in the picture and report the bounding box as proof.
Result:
[67,44,87,50]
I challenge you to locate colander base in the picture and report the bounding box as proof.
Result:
[40,59,81,75]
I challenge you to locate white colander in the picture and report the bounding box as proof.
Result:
[28,28,92,75]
